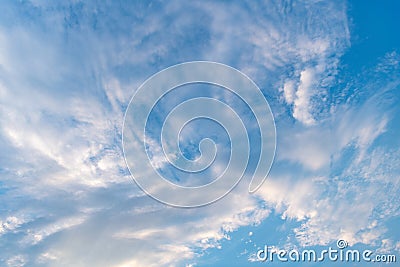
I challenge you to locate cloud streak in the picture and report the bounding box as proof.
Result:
[1,1,399,266]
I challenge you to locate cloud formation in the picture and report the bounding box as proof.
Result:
[0,1,399,266]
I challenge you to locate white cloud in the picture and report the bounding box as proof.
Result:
[0,217,24,235]
[292,68,317,125]
[255,54,400,250]
[6,255,26,267]
[2,1,398,266]
[23,216,87,245]
[282,80,296,104]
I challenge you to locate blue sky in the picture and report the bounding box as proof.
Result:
[0,1,399,266]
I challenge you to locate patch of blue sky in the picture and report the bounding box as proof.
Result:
[145,82,263,186]
[343,1,400,72]
[193,212,303,267]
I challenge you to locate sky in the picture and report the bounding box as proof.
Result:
[0,0,399,266]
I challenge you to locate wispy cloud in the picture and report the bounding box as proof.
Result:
[0,1,398,266]
[256,52,400,250]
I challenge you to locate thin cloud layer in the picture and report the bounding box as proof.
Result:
[0,1,398,267]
